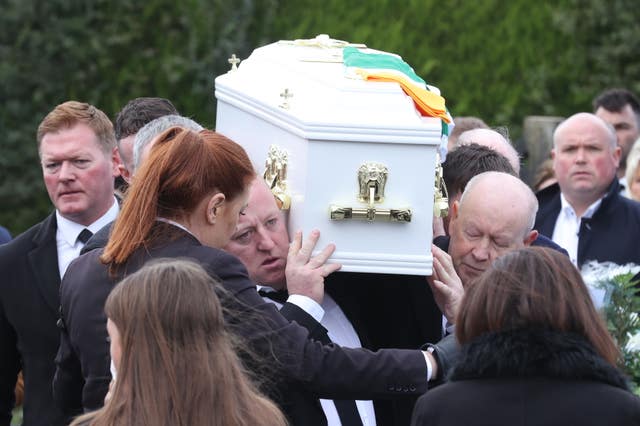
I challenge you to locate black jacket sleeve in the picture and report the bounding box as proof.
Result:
[0,303,19,426]
[279,302,330,342]
[52,312,85,420]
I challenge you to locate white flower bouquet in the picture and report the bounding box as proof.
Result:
[582,261,640,394]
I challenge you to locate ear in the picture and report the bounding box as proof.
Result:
[613,145,622,168]
[523,230,538,246]
[206,193,226,224]
[448,192,461,213]
[118,164,132,184]
[111,147,121,178]
[447,200,460,234]
[451,200,460,220]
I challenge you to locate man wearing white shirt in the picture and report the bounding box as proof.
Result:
[535,112,640,268]
[0,101,119,426]
[55,201,118,278]
[225,179,376,426]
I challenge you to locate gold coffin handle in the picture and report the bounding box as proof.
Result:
[330,161,410,222]
[330,205,412,222]
[263,145,291,211]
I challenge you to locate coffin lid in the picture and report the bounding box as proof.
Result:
[215,35,443,145]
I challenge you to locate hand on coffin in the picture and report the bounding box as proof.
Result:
[286,229,342,304]
[427,244,464,324]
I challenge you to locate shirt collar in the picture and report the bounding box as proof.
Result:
[56,197,119,246]
[155,217,197,238]
[256,285,275,293]
[559,192,602,220]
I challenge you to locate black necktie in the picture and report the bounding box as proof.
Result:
[77,228,93,244]
[258,289,289,304]
[259,288,363,426]
[314,331,364,426]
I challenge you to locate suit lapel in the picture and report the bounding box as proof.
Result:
[28,213,61,315]
[535,186,562,238]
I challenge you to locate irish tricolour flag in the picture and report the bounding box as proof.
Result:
[343,46,451,125]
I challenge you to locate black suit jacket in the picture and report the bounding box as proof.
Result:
[55,224,428,425]
[79,221,111,255]
[535,180,640,267]
[281,273,443,426]
[0,213,66,426]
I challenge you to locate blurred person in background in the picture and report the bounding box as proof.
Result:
[593,88,640,195]
[625,138,640,201]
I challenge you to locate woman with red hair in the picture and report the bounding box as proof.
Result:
[56,127,431,426]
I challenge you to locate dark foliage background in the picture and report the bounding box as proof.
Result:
[1,0,638,235]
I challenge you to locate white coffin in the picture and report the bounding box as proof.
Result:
[215,37,443,275]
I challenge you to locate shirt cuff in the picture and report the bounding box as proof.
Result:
[287,294,325,323]
[424,349,434,382]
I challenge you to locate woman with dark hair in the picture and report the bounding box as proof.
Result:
[71,259,287,426]
[411,246,640,426]
[56,127,431,425]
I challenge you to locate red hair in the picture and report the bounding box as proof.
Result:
[101,128,255,269]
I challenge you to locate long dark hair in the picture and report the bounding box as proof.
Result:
[456,246,620,366]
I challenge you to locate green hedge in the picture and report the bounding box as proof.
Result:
[1,0,638,235]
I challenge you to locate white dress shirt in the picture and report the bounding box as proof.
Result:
[551,193,602,266]
[56,197,119,278]
[258,286,377,426]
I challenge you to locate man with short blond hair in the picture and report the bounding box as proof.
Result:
[224,178,455,426]
[0,101,119,425]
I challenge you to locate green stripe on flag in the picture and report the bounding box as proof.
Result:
[343,46,426,85]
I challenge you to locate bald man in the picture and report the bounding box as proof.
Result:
[447,116,488,151]
[429,171,539,323]
[535,113,640,267]
[456,128,521,175]
[448,172,538,285]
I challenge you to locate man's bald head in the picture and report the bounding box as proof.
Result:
[553,112,617,150]
[457,128,521,174]
[448,171,538,286]
[461,171,539,233]
[552,113,620,215]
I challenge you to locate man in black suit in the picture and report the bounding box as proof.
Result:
[0,101,120,426]
[534,113,640,268]
[224,179,448,425]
